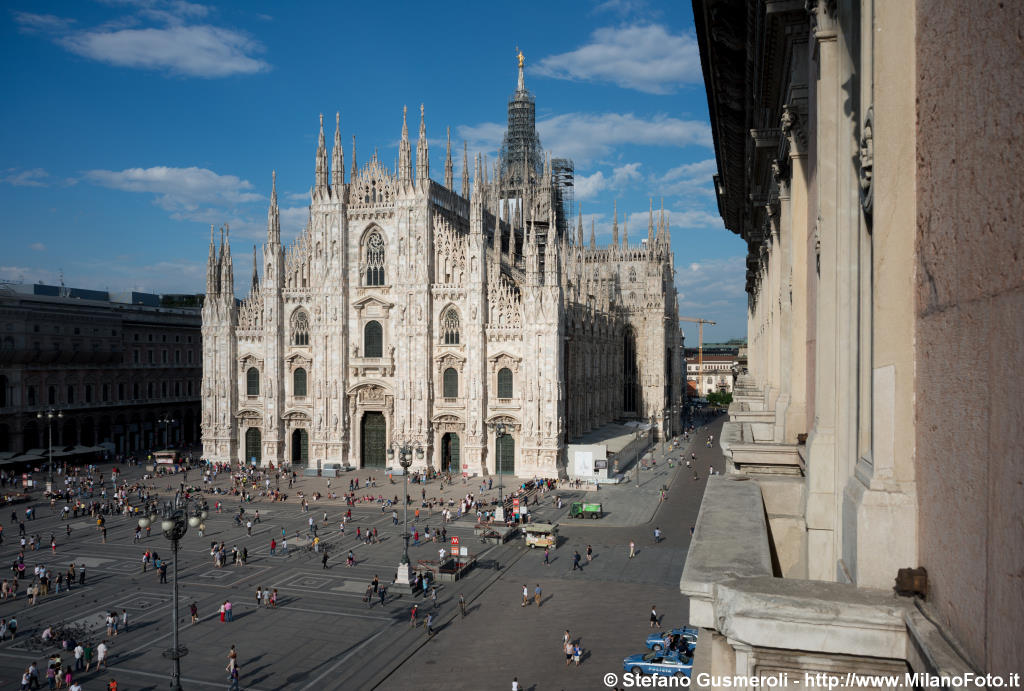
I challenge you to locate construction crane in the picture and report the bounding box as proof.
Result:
[680,317,716,399]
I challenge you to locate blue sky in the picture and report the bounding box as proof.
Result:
[1,0,747,341]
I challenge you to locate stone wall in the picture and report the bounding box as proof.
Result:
[915,0,1024,675]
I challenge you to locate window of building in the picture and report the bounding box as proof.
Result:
[175,350,180,364]
[67,385,74,404]
[293,368,307,397]
[102,384,109,402]
[27,386,36,406]
[148,350,154,364]
[134,334,139,341]
[161,381,167,397]
[74,327,80,335]
[174,381,180,396]
[187,336,192,343]
[48,386,56,405]
[364,231,386,285]
[148,334,153,342]
[162,335,167,342]
[187,381,193,396]
[134,350,139,364]
[187,350,193,364]
[175,335,180,343]
[0,375,6,408]
[443,367,458,399]
[441,307,460,345]
[33,324,40,333]
[162,350,168,364]
[247,368,260,396]
[497,367,513,399]
[134,382,140,399]
[291,309,310,346]
[85,384,92,403]
[147,383,154,398]
[118,383,125,401]
[364,321,383,358]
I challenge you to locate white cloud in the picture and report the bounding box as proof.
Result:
[535,24,701,94]
[15,3,268,78]
[649,158,718,197]
[669,208,724,229]
[2,168,49,187]
[29,243,46,252]
[61,25,268,77]
[279,206,310,237]
[574,162,643,200]
[540,113,710,163]
[455,122,507,158]
[675,256,747,302]
[83,166,263,212]
[12,12,76,34]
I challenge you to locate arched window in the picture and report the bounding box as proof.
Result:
[365,231,386,286]
[245,427,261,463]
[291,309,310,346]
[27,386,36,407]
[441,307,460,345]
[497,367,513,399]
[0,376,6,407]
[85,384,92,403]
[67,386,75,404]
[293,368,307,397]
[628,267,637,282]
[364,321,383,358]
[247,367,260,396]
[443,368,459,399]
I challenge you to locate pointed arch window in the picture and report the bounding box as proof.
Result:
[291,309,310,346]
[497,367,513,399]
[246,367,260,397]
[441,307,460,345]
[364,321,383,358]
[443,367,459,399]
[293,368,307,397]
[628,267,637,282]
[365,231,386,286]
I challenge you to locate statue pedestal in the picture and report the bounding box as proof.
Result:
[394,562,414,594]
[494,507,505,522]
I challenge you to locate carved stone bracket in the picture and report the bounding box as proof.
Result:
[859,106,874,226]
[780,104,808,154]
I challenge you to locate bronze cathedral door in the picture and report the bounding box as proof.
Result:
[361,411,386,468]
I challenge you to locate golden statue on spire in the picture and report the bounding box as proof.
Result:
[517,49,525,68]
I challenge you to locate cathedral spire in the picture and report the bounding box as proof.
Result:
[444,127,453,190]
[416,103,429,188]
[331,112,344,191]
[658,197,666,245]
[461,141,469,198]
[648,197,655,248]
[267,170,280,246]
[577,204,584,247]
[251,243,259,293]
[398,105,412,186]
[516,49,526,92]
[623,216,629,249]
[220,224,233,297]
[611,200,619,248]
[315,113,328,194]
[590,219,596,250]
[350,135,357,181]
[207,224,218,295]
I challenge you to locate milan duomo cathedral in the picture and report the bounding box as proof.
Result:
[201,59,683,478]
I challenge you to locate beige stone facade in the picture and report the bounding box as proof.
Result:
[201,64,684,478]
[688,0,1022,680]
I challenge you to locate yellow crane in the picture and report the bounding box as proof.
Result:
[680,317,716,399]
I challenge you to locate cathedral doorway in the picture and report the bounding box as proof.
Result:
[291,429,308,464]
[440,432,460,473]
[245,428,261,464]
[496,433,515,475]
[361,411,387,468]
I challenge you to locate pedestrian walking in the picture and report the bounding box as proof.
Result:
[96,640,108,669]
[225,599,233,622]
[459,593,467,618]
[430,586,438,610]
[629,540,636,559]
[543,547,550,565]
[190,602,199,624]
[228,665,239,691]
[586,544,593,562]
[650,605,660,629]
[270,538,276,555]
[564,639,574,666]
[256,587,263,607]
[573,642,582,666]
[425,612,433,638]
[572,550,581,571]
[409,604,418,628]
[322,551,329,569]
[534,584,542,606]
[521,584,529,607]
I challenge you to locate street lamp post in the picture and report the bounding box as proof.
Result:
[37,409,62,493]
[158,416,175,448]
[139,496,207,691]
[387,441,423,591]
[491,422,507,522]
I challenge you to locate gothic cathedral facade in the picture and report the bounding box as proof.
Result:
[201,63,684,478]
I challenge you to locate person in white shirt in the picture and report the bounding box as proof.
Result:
[96,640,109,668]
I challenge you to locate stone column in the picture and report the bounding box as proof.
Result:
[785,122,810,444]
[804,0,841,582]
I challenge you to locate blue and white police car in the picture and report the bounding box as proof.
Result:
[622,650,694,678]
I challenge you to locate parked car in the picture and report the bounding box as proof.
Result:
[646,626,698,652]
[622,650,693,678]
[569,501,602,519]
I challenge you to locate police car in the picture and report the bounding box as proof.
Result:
[622,650,694,678]
[646,626,698,652]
